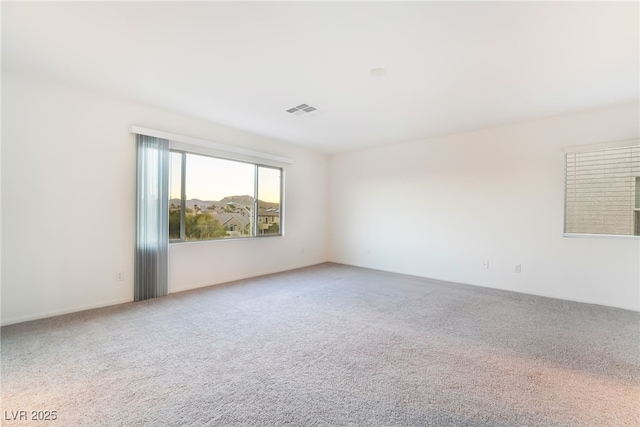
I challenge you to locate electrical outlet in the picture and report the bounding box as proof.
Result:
[116,271,124,281]
[482,261,489,269]
[514,264,522,273]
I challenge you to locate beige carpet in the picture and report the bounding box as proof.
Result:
[2,263,639,426]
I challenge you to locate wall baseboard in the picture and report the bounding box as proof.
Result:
[1,297,134,327]
[331,261,640,313]
[7,260,632,327]
[2,262,328,327]
[169,261,327,294]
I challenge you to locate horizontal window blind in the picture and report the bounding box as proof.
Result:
[564,144,640,236]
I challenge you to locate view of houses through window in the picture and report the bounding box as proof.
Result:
[169,151,282,241]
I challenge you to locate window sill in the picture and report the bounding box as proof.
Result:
[169,234,282,244]
[563,233,640,240]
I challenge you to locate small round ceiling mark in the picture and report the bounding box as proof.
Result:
[369,67,386,77]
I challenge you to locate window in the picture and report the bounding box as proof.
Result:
[169,151,282,242]
[564,143,640,237]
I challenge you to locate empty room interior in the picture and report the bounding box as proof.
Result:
[1,2,639,426]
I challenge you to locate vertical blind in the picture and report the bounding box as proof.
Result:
[564,144,640,236]
[135,134,170,301]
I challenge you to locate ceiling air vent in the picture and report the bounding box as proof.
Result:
[286,103,318,116]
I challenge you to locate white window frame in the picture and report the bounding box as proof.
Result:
[169,150,284,242]
[132,126,291,243]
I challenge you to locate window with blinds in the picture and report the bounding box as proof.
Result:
[564,143,640,236]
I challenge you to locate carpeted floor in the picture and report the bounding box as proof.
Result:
[1,263,639,426]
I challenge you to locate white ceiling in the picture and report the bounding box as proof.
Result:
[2,2,638,154]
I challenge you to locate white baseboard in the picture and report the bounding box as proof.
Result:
[169,261,325,294]
[1,297,134,327]
[2,262,327,326]
[331,261,640,312]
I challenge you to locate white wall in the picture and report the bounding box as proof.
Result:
[1,73,329,325]
[3,71,637,326]
[329,104,640,311]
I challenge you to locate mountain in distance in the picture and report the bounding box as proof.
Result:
[219,195,255,207]
[169,195,279,210]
